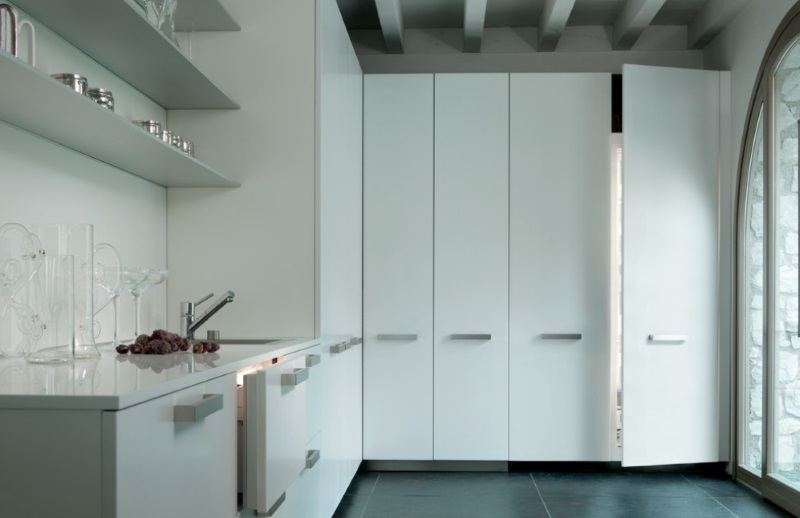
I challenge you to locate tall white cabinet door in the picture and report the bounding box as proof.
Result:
[433,73,509,461]
[622,64,722,467]
[363,74,434,460]
[509,73,613,461]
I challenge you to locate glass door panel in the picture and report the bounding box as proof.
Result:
[770,37,800,493]
[742,107,764,477]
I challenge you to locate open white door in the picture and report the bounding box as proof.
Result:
[621,64,724,467]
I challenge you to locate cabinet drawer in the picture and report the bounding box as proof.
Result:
[243,351,308,516]
[102,373,237,518]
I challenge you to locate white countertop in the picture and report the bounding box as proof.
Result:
[0,337,319,411]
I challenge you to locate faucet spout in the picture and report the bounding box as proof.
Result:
[181,290,235,339]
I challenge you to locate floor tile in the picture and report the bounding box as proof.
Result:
[346,472,380,496]
[333,494,369,518]
[716,496,795,518]
[362,493,549,518]
[532,471,706,499]
[544,494,735,518]
[371,471,535,497]
[682,473,755,498]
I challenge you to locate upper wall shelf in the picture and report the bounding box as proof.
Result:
[0,52,239,188]
[13,0,239,109]
[175,0,240,31]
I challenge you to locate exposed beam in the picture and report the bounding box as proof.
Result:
[687,0,749,50]
[463,0,488,53]
[538,0,577,52]
[612,0,668,50]
[375,0,405,54]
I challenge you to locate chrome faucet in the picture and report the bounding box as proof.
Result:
[180,291,235,339]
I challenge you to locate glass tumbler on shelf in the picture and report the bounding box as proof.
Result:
[27,254,74,364]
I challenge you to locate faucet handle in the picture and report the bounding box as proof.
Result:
[195,292,214,306]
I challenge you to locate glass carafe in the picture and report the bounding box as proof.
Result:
[31,224,119,358]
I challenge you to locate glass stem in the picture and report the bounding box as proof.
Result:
[112,294,120,347]
[133,293,141,337]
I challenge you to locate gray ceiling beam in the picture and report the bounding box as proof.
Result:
[375,0,405,54]
[463,0,488,53]
[612,0,668,50]
[538,0,577,52]
[687,0,749,50]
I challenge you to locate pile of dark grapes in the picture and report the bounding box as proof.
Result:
[115,329,221,355]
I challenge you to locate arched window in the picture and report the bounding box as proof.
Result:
[737,6,800,514]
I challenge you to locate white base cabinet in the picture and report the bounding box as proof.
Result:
[105,373,237,518]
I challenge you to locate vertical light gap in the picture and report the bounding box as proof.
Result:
[432,73,436,461]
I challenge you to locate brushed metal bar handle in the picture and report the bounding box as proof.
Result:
[330,342,348,354]
[450,334,492,340]
[377,333,419,341]
[541,333,582,340]
[174,393,223,422]
[306,449,320,469]
[281,367,309,386]
[648,334,689,343]
[306,354,321,367]
[349,336,362,345]
[266,492,286,517]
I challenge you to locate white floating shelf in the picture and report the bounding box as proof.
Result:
[13,0,239,109]
[175,0,241,31]
[0,52,239,188]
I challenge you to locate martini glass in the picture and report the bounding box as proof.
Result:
[94,266,149,347]
[130,268,168,337]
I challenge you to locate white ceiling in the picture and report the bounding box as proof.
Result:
[336,0,749,53]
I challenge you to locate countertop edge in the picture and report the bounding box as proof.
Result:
[0,337,320,411]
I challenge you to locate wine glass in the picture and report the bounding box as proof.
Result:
[94,266,149,347]
[129,268,168,337]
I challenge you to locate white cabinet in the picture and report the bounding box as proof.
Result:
[363,74,434,461]
[508,73,613,461]
[322,338,362,515]
[433,74,509,461]
[104,373,238,518]
[621,65,726,467]
[244,351,309,516]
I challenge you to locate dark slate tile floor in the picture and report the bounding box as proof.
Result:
[333,471,796,518]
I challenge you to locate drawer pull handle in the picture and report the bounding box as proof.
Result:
[648,334,688,343]
[266,492,286,517]
[349,336,362,345]
[306,449,320,469]
[450,333,492,340]
[541,333,582,340]
[174,393,223,422]
[281,367,309,386]
[330,342,348,354]
[377,334,418,341]
[306,354,321,367]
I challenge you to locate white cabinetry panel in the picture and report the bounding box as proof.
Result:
[105,373,237,518]
[622,64,721,467]
[363,74,434,460]
[509,73,613,461]
[244,353,308,516]
[433,73,509,461]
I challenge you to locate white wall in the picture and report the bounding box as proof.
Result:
[167,0,317,338]
[0,3,169,344]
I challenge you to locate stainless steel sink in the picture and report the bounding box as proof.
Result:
[211,338,283,345]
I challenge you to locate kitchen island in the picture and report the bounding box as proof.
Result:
[0,337,327,518]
